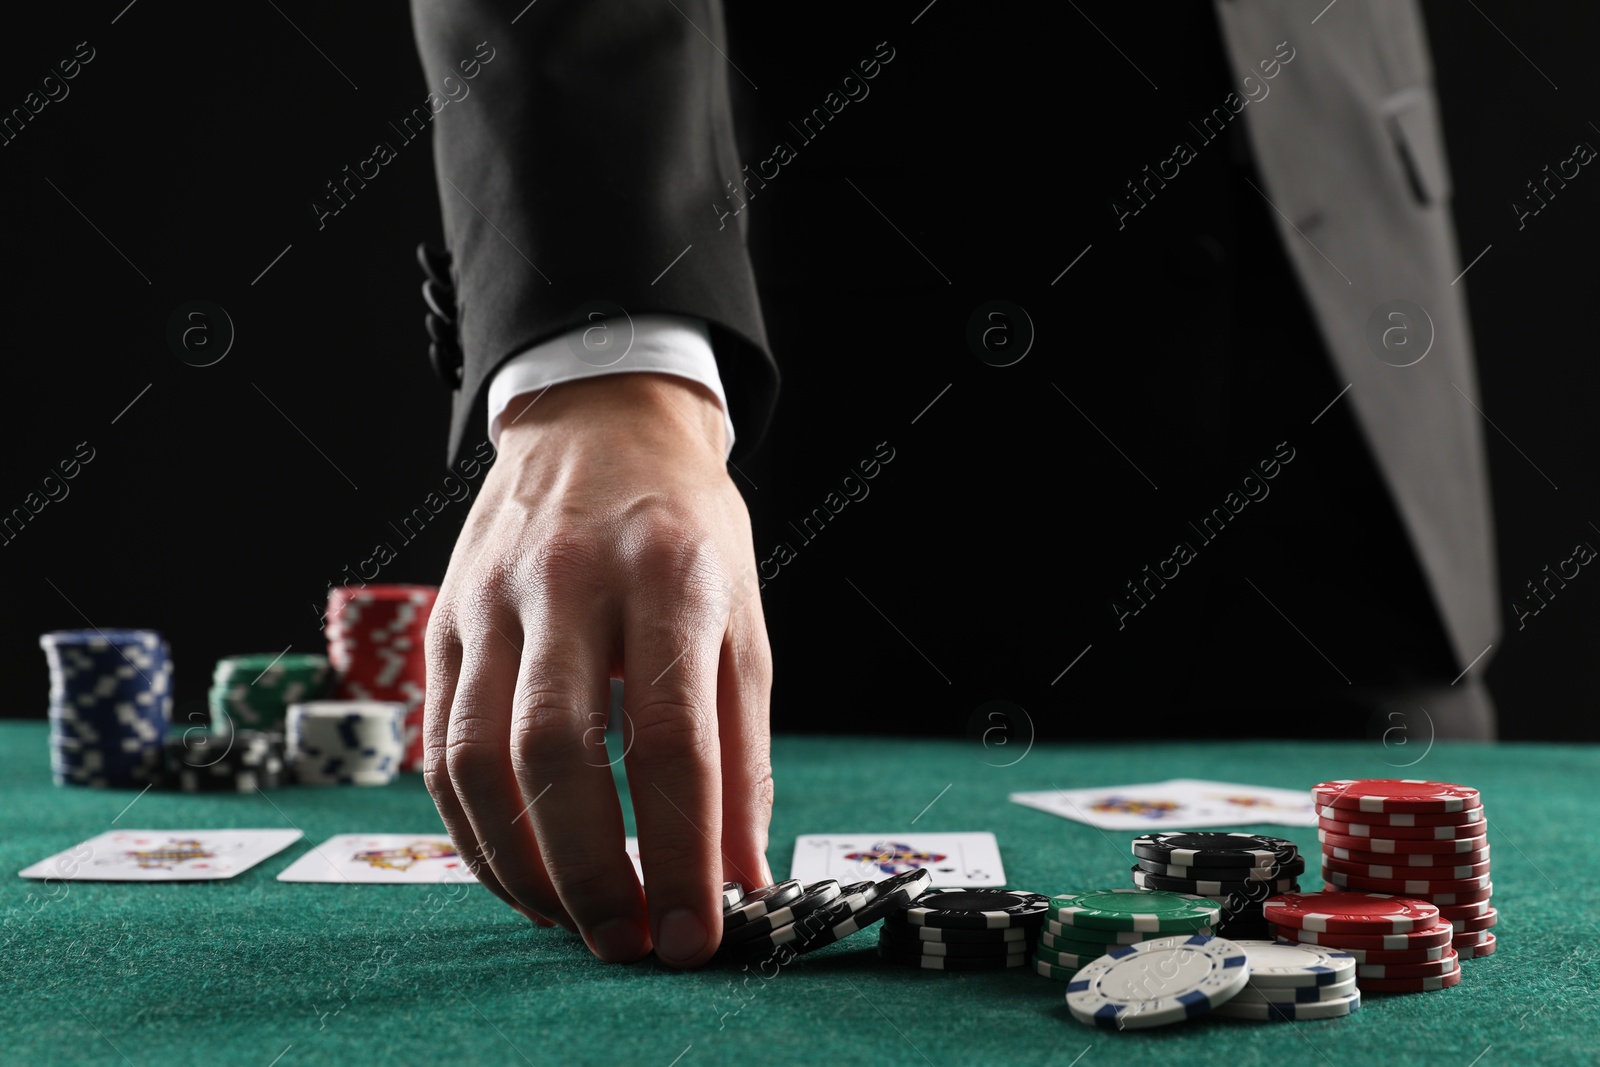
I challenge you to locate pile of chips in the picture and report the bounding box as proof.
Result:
[880,889,1049,970]
[209,653,334,733]
[1130,832,1304,940]
[161,728,287,793]
[1037,888,1220,983]
[1213,940,1359,1021]
[1312,778,1495,959]
[325,585,436,771]
[286,700,405,786]
[41,629,172,789]
[1265,891,1460,993]
[718,870,935,964]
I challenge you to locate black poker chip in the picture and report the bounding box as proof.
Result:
[880,917,1031,945]
[874,943,1028,970]
[720,881,842,945]
[877,926,1034,958]
[722,883,744,912]
[733,870,934,961]
[895,888,1050,930]
[1130,865,1298,896]
[1135,856,1306,881]
[1131,832,1299,868]
[722,879,805,929]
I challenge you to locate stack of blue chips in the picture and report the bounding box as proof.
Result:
[41,629,173,788]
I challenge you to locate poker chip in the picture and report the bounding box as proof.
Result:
[1229,977,1357,1004]
[1415,884,1493,907]
[877,945,1028,970]
[884,919,1027,944]
[1262,892,1439,934]
[1131,867,1296,897]
[896,888,1050,930]
[1226,940,1355,988]
[1450,909,1498,933]
[1035,958,1089,981]
[325,585,437,772]
[755,870,933,958]
[1435,899,1494,920]
[1135,856,1306,881]
[878,928,1032,957]
[285,700,406,785]
[1324,843,1489,866]
[1357,968,1462,993]
[1271,919,1454,951]
[1131,832,1299,868]
[1318,804,1483,827]
[1041,922,1210,947]
[722,881,840,941]
[1323,856,1491,881]
[1304,942,1444,964]
[42,629,172,790]
[1456,932,1497,958]
[161,729,287,792]
[1065,934,1251,1029]
[209,653,333,735]
[1212,988,1361,1021]
[1313,778,1481,814]
[1318,829,1487,853]
[1049,889,1221,932]
[722,883,744,911]
[1354,948,1459,979]
[1322,869,1490,894]
[1318,819,1485,841]
[1042,931,1164,958]
[1034,942,1102,968]
[722,879,805,929]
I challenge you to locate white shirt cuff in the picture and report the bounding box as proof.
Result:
[486,314,735,457]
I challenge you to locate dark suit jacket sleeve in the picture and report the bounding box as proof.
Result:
[410,0,778,466]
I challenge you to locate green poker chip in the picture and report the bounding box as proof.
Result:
[1034,957,1085,981]
[1047,889,1221,932]
[1034,944,1103,970]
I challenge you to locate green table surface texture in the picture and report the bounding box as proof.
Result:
[1,722,1593,1066]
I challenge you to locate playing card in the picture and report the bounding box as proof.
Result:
[788,832,1006,888]
[17,829,302,881]
[1009,779,1316,830]
[277,834,647,884]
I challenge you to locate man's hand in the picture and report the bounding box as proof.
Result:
[423,372,774,967]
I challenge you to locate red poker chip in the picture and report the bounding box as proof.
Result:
[1316,804,1483,827]
[1420,884,1494,907]
[1324,843,1490,866]
[1354,947,1458,979]
[1319,829,1487,854]
[1456,932,1497,958]
[1322,869,1490,895]
[1436,899,1493,920]
[1312,778,1481,814]
[1358,967,1462,993]
[1262,891,1438,934]
[1269,919,1453,951]
[1449,907,1498,933]
[1303,942,1444,964]
[1323,855,1491,881]
[1318,819,1486,841]
[1452,928,1495,946]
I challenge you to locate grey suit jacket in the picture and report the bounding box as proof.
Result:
[1215,0,1498,723]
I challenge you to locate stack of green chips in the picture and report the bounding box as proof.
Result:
[1034,888,1223,981]
[210,653,335,734]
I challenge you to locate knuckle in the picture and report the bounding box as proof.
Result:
[422,758,453,801]
[510,696,588,773]
[631,701,719,768]
[443,730,499,784]
[540,854,615,901]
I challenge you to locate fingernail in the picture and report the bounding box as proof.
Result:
[657,908,709,964]
[591,917,648,962]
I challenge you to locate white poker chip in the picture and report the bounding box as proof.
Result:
[1065,934,1251,1029]
[1213,988,1362,1021]
[1226,940,1356,988]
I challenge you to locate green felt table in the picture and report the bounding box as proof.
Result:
[3,722,1595,1066]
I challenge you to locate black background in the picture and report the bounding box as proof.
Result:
[2,1,1596,740]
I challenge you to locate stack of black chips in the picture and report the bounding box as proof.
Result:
[1129,831,1304,940]
[160,729,288,793]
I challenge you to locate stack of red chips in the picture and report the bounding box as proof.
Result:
[325,584,438,771]
[1311,778,1495,962]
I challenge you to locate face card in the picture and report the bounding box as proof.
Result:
[17,829,302,881]
[789,832,1006,888]
[277,835,647,884]
[1009,779,1316,830]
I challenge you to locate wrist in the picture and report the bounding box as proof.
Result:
[498,372,728,459]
